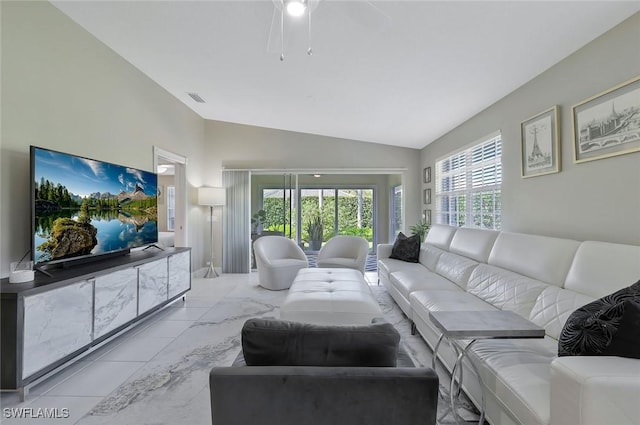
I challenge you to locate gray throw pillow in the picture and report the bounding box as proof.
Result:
[558,280,640,357]
[241,318,400,367]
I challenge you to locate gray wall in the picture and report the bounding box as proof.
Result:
[1,2,207,276]
[3,2,636,280]
[204,120,422,244]
[420,13,640,245]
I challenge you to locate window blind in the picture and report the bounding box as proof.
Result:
[435,133,502,229]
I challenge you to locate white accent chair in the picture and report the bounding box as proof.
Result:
[254,236,308,291]
[316,236,370,274]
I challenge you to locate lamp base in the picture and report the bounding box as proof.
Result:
[204,263,219,279]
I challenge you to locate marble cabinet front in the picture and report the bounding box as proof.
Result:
[22,280,93,379]
[138,258,168,315]
[94,268,138,339]
[168,251,191,299]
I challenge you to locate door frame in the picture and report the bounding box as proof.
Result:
[153,147,188,247]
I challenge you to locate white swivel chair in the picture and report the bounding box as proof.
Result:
[316,236,370,274]
[254,236,308,290]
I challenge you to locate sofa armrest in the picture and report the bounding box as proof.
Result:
[550,356,640,425]
[210,366,438,425]
[377,243,393,259]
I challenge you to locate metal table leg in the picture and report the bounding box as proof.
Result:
[449,339,486,425]
[432,333,452,423]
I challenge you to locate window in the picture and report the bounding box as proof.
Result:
[167,186,175,231]
[435,132,502,229]
[390,184,402,239]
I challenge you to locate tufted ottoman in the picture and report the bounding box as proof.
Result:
[280,268,383,325]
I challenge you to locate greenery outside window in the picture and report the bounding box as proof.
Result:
[435,132,502,229]
[260,186,374,252]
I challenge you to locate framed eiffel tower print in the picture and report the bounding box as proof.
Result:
[521,105,560,178]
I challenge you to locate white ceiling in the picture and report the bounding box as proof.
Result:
[50,1,640,149]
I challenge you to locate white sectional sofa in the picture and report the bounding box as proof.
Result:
[378,224,640,425]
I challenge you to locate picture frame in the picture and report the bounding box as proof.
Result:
[423,188,431,204]
[572,75,640,163]
[423,209,431,225]
[423,167,431,183]
[521,105,560,178]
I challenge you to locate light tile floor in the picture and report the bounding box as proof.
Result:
[0,272,380,424]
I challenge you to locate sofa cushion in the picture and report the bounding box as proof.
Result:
[419,244,446,271]
[389,232,420,263]
[488,232,580,287]
[449,227,499,263]
[410,290,497,316]
[378,258,425,281]
[390,269,462,300]
[470,337,559,425]
[241,319,400,367]
[424,224,457,250]
[241,318,400,367]
[565,241,640,298]
[434,252,479,290]
[529,286,594,341]
[466,264,549,318]
[558,280,640,357]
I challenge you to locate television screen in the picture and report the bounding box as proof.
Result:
[31,146,158,266]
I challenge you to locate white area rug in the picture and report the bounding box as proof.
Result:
[75,278,479,424]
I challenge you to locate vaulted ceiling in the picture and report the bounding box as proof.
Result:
[51,1,640,149]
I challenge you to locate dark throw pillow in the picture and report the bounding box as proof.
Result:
[389,232,420,263]
[558,280,640,358]
[241,318,400,367]
[601,300,640,359]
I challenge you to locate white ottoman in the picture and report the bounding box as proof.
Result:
[280,268,383,325]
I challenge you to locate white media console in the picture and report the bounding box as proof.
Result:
[0,247,191,399]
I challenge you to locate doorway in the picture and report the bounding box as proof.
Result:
[154,147,187,247]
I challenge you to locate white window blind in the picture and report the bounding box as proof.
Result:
[435,133,502,229]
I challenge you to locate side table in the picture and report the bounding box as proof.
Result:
[429,310,545,425]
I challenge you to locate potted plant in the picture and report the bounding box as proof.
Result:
[409,220,430,242]
[251,209,267,235]
[306,214,323,251]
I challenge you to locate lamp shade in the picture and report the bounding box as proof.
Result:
[198,187,225,206]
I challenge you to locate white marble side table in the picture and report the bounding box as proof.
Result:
[429,310,545,425]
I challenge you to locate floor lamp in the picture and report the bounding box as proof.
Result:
[198,187,226,278]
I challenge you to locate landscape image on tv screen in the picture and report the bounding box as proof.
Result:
[32,146,158,265]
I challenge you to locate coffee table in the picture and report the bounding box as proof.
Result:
[429,310,545,425]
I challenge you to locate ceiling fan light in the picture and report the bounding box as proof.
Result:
[286,0,306,17]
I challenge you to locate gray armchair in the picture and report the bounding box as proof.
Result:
[209,318,439,425]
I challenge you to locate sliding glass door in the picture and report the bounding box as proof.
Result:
[252,173,377,255]
[260,174,296,239]
[299,187,374,253]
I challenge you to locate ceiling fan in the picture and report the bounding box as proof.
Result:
[267,0,390,61]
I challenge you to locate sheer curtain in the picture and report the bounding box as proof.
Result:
[222,170,250,273]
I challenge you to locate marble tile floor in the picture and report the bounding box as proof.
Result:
[0,272,479,425]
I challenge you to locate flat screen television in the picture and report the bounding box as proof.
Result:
[31,146,158,267]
